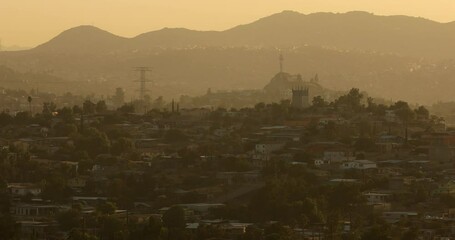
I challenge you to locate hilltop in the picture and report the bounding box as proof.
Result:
[24,11,455,59]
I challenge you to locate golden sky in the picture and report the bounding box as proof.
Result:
[1,0,455,47]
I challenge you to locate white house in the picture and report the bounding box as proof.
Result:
[323,150,354,163]
[341,160,377,170]
[11,203,63,217]
[314,159,328,166]
[363,192,391,204]
[255,143,285,154]
[8,183,42,197]
[382,212,418,223]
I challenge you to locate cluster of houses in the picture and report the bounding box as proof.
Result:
[2,101,455,239]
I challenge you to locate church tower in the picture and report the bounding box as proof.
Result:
[291,86,309,109]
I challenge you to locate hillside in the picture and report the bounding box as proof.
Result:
[17,11,455,58]
[223,11,455,59]
[33,25,128,54]
[1,11,455,104]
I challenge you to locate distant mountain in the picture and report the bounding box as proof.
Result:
[1,11,455,104]
[223,11,455,58]
[25,11,455,58]
[33,25,127,54]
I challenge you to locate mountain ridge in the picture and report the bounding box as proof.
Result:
[2,11,455,104]
[21,11,455,58]
[33,25,128,53]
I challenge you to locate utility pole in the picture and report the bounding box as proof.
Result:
[27,96,32,115]
[80,113,84,133]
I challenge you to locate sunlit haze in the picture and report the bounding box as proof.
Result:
[2,0,455,47]
[3,1,455,239]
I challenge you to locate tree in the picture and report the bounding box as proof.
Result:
[361,225,391,240]
[58,107,75,123]
[99,215,125,240]
[73,105,83,114]
[440,194,455,208]
[96,201,117,215]
[254,102,266,111]
[106,178,134,209]
[117,104,135,114]
[57,209,81,231]
[0,181,17,239]
[27,96,32,114]
[54,123,78,137]
[164,129,187,143]
[264,223,293,240]
[153,96,165,109]
[111,137,133,156]
[162,206,186,229]
[83,100,96,114]
[162,206,186,240]
[128,217,164,240]
[112,88,125,107]
[355,137,376,152]
[401,228,418,240]
[0,214,17,240]
[0,112,13,127]
[14,111,32,125]
[312,96,327,108]
[415,106,429,119]
[335,88,364,111]
[391,101,414,142]
[392,101,414,123]
[241,226,263,240]
[42,173,72,203]
[96,100,108,113]
[68,230,98,240]
[42,102,57,116]
[74,127,110,157]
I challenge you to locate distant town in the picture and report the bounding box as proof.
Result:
[0,67,454,240]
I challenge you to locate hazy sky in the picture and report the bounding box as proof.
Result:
[2,0,455,47]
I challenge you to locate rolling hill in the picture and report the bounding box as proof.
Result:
[1,11,455,104]
[26,11,455,59]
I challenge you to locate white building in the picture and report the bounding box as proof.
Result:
[255,143,285,154]
[323,150,354,163]
[341,160,377,170]
[382,212,418,223]
[8,183,42,197]
[363,192,391,204]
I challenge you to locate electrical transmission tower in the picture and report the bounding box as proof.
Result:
[279,52,284,73]
[134,67,152,101]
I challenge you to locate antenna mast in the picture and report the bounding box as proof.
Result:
[279,52,284,73]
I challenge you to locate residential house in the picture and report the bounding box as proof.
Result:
[341,160,377,170]
[8,183,42,197]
